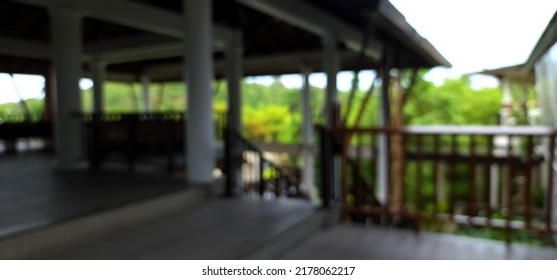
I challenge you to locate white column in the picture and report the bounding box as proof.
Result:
[301,69,316,202]
[553,171,557,228]
[499,79,513,210]
[225,30,243,191]
[91,59,106,114]
[226,31,243,132]
[500,79,513,125]
[50,7,83,169]
[185,0,215,184]
[490,164,499,208]
[141,74,151,113]
[376,61,392,205]
[323,35,341,200]
[436,162,446,205]
[323,35,339,128]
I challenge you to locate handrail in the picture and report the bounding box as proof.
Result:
[319,125,381,210]
[330,125,557,136]
[78,111,227,173]
[224,125,300,198]
[78,111,227,139]
[0,113,45,123]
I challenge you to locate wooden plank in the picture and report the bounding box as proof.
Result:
[468,135,477,224]
[334,126,555,136]
[432,134,440,218]
[341,132,350,222]
[485,135,494,227]
[415,134,423,232]
[546,135,555,232]
[505,135,513,244]
[525,135,534,229]
[449,134,457,220]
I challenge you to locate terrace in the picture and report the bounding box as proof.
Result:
[0,0,556,259]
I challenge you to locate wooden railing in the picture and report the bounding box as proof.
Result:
[0,114,52,140]
[321,125,557,242]
[0,114,52,154]
[224,126,300,198]
[80,112,226,173]
[0,113,45,123]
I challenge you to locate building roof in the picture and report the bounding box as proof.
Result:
[479,64,534,84]
[0,0,450,81]
[525,11,557,70]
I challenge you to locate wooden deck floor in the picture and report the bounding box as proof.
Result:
[2,152,557,260]
[281,224,557,260]
[0,151,320,260]
[0,152,187,239]
[45,204,557,260]
[50,197,318,259]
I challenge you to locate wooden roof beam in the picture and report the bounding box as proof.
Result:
[11,0,234,48]
[0,37,51,59]
[142,50,362,80]
[0,35,186,64]
[235,0,383,61]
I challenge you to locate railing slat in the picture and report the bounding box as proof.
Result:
[468,134,477,225]
[449,134,457,221]
[355,133,364,207]
[324,125,557,241]
[416,134,423,232]
[505,135,513,244]
[485,135,493,227]
[341,132,350,221]
[433,134,440,219]
[401,132,407,209]
[259,153,265,196]
[525,135,534,229]
[546,134,555,232]
[371,131,378,203]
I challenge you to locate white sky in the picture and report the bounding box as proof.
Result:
[1,1,557,104]
[390,0,557,86]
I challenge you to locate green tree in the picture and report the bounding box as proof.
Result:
[404,75,502,125]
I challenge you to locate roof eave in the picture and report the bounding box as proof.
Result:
[524,12,557,71]
[372,0,451,68]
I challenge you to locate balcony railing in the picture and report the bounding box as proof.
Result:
[224,126,300,198]
[321,125,557,243]
[80,112,227,173]
[0,114,51,139]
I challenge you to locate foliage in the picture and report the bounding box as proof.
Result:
[0,98,44,120]
[456,226,555,247]
[404,74,502,125]
[0,70,526,144]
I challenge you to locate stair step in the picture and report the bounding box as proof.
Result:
[244,209,326,259]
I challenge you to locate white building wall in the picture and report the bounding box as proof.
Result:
[534,43,557,227]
